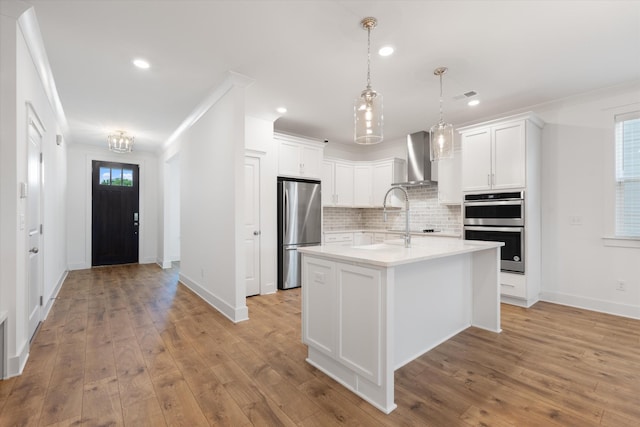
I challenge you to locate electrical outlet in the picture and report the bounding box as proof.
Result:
[616,280,626,292]
[569,216,583,226]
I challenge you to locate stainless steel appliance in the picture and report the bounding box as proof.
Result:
[392,131,437,186]
[277,177,322,289]
[463,191,525,273]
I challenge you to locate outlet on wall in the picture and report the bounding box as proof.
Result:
[616,280,626,292]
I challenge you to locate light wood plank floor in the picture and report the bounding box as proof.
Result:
[0,264,638,426]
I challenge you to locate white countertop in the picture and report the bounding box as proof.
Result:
[299,237,503,267]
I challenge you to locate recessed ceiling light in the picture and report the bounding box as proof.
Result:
[468,99,480,107]
[276,107,287,114]
[133,59,150,69]
[378,46,394,56]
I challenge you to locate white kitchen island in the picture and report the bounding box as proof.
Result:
[297,237,503,414]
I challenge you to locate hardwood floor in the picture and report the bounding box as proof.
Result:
[0,264,638,426]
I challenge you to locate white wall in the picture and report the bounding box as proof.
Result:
[171,73,250,323]
[66,144,158,270]
[0,3,68,377]
[536,83,640,318]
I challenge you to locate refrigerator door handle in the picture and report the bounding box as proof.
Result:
[284,188,289,238]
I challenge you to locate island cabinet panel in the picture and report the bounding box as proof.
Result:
[336,264,382,386]
[302,257,337,356]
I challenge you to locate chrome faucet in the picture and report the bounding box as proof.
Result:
[382,186,411,248]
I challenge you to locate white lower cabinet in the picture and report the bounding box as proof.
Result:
[302,258,382,385]
[302,257,336,356]
[323,232,353,246]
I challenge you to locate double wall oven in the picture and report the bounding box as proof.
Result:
[463,191,525,274]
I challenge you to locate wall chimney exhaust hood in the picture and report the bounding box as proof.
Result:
[392,131,437,186]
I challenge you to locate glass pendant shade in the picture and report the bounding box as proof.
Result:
[429,66,454,160]
[354,88,383,145]
[429,121,454,161]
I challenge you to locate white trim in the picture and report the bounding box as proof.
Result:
[602,236,640,248]
[6,338,29,379]
[42,270,67,320]
[274,131,326,147]
[67,262,89,271]
[178,272,249,323]
[540,291,640,320]
[162,71,254,151]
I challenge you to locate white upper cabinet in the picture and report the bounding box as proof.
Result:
[372,159,405,208]
[323,160,354,207]
[459,114,541,192]
[353,164,373,207]
[437,143,462,204]
[323,157,405,208]
[276,133,324,179]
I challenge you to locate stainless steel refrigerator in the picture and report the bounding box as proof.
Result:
[277,177,322,289]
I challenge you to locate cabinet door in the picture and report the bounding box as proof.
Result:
[461,129,492,191]
[492,121,525,189]
[301,145,323,179]
[278,140,301,177]
[353,164,373,207]
[438,147,462,204]
[336,263,382,385]
[321,161,335,207]
[372,160,405,208]
[302,257,336,356]
[334,162,354,207]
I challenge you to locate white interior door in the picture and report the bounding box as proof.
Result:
[27,112,44,340]
[244,156,261,296]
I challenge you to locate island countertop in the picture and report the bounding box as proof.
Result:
[298,237,503,268]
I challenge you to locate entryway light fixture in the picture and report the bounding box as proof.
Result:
[354,17,383,145]
[107,131,134,153]
[429,67,454,160]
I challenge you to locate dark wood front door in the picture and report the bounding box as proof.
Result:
[92,161,140,266]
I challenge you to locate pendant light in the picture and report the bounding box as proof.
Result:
[429,67,454,160]
[354,17,383,145]
[107,130,134,153]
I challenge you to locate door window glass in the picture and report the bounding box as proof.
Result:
[99,167,111,185]
[98,167,135,187]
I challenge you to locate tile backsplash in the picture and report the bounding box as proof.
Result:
[323,183,462,234]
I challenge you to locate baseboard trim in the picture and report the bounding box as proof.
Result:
[67,262,89,271]
[43,270,68,319]
[6,339,29,378]
[178,272,249,323]
[540,291,640,320]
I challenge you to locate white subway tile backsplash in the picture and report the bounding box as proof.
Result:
[323,183,462,234]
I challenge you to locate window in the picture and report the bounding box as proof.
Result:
[615,112,640,237]
[99,166,134,187]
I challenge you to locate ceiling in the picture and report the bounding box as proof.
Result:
[26,0,640,152]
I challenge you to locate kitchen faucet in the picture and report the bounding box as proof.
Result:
[382,186,411,248]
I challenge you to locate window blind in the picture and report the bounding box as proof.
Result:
[615,111,640,237]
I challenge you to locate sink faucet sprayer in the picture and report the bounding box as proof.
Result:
[382,186,411,248]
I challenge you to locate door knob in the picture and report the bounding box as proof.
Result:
[29,247,39,254]
[253,230,261,236]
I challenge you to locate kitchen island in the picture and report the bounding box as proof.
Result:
[298,237,503,413]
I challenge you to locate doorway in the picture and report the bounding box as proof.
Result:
[244,156,261,296]
[27,106,44,340]
[91,161,140,266]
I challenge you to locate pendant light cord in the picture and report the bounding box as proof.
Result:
[366,26,371,90]
[439,73,444,124]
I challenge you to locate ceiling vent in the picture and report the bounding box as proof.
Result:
[453,90,478,101]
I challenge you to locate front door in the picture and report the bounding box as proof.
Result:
[92,161,140,266]
[244,156,260,296]
[27,112,44,340]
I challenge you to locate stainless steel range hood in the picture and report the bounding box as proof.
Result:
[392,131,437,186]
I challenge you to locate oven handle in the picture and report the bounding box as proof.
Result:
[464,226,524,233]
[463,200,523,207]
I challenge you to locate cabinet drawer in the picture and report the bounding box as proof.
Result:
[324,233,354,245]
[500,272,526,298]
